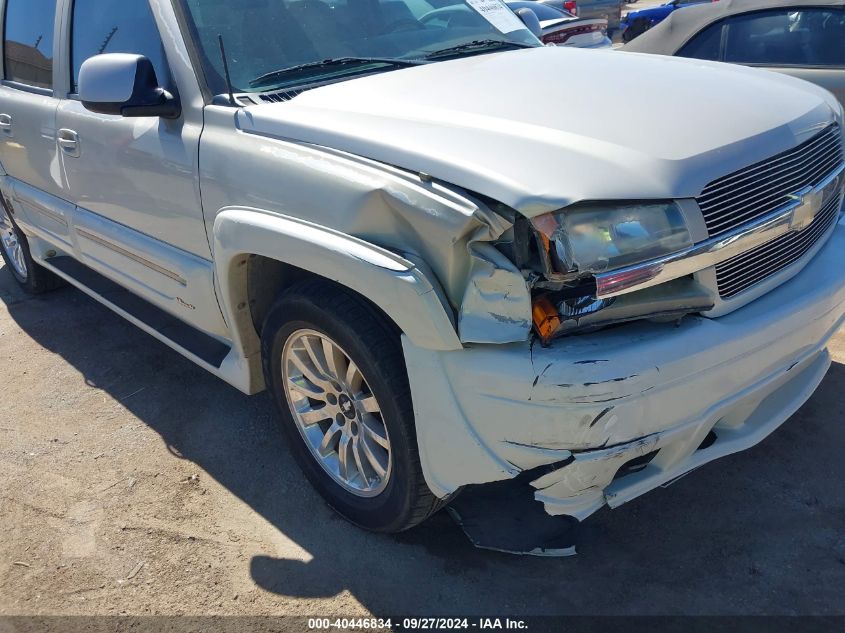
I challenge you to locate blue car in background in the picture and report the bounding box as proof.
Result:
[622,0,714,41]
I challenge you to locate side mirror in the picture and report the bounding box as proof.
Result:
[516,8,543,39]
[79,53,180,119]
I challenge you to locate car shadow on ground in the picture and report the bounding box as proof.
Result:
[3,267,845,615]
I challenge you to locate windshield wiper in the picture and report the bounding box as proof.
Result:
[249,57,426,88]
[423,39,536,60]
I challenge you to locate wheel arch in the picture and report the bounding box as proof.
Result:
[245,256,406,341]
[212,207,462,392]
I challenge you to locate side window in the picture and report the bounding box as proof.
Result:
[677,22,723,62]
[3,0,58,89]
[724,8,845,67]
[70,0,169,93]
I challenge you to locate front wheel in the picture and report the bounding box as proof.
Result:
[261,280,448,532]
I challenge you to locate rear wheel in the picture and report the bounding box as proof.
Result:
[0,203,62,294]
[261,279,448,532]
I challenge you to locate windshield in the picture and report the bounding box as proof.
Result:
[180,0,541,94]
[507,2,570,21]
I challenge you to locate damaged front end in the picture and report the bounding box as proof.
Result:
[430,191,845,555]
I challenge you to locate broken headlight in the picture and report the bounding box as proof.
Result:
[526,202,699,342]
[531,202,692,280]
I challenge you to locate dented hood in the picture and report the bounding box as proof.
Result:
[236,46,840,217]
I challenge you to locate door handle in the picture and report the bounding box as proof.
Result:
[57,128,80,157]
[0,114,12,133]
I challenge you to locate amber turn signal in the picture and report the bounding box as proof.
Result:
[532,295,561,344]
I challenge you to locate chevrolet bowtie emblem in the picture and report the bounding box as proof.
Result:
[788,185,822,231]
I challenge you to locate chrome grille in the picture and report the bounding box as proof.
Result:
[715,193,841,299]
[699,124,844,238]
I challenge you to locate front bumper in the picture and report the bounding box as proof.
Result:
[403,221,845,520]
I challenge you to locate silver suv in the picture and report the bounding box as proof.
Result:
[1,0,844,537]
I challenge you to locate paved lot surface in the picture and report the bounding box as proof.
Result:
[1,259,844,617]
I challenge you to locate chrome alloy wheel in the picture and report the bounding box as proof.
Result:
[281,329,392,497]
[0,207,26,279]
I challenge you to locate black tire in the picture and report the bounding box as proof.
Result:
[261,279,449,533]
[0,214,62,294]
[622,17,651,43]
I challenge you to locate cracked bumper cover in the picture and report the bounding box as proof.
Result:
[403,222,845,520]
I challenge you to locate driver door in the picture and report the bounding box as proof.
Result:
[56,0,226,338]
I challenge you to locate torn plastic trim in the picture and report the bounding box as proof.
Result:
[452,191,536,345]
[447,473,580,557]
[530,432,664,520]
[529,347,832,520]
[458,241,532,344]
